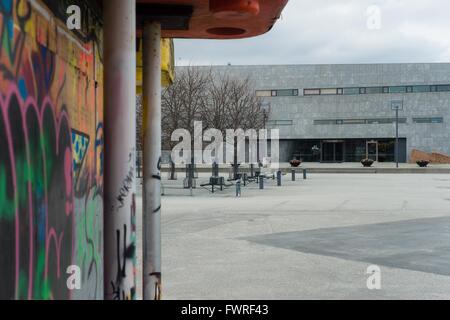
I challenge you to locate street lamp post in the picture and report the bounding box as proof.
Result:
[391,100,404,168]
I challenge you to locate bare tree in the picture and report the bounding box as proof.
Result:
[158,66,268,171]
[201,73,267,175]
[162,66,210,152]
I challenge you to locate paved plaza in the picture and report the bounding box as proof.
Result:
[136,172,450,300]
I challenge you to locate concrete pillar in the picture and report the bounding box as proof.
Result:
[103,0,137,300]
[142,21,162,300]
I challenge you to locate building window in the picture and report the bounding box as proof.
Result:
[366,87,383,94]
[412,85,430,93]
[267,120,293,126]
[315,118,407,125]
[342,119,366,125]
[256,90,272,97]
[343,87,359,95]
[413,117,444,124]
[304,89,321,96]
[277,120,294,126]
[277,89,298,96]
[302,84,450,98]
[437,85,450,92]
[321,88,338,95]
[389,86,407,93]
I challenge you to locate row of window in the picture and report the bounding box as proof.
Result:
[313,117,444,125]
[255,85,450,97]
[305,85,450,96]
[266,117,444,127]
[256,89,299,97]
[412,117,445,124]
[267,120,294,126]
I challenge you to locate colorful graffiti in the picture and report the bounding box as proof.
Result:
[0,0,103,300]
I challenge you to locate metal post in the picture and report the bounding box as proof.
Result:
[303,169,307,180]
[104,0,137,300]
[169,160,176,180]
[236,179,241,197]
[395,108,399,168]
[259,176,264,189]
[391,100,403,169]
[292,169,296,181]
[277,171,282,186]
[143,21,162,300]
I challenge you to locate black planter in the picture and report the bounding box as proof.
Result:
[416,160,429,168]
[290,159,301,167]
[361,159,374,167]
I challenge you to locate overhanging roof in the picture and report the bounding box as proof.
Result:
[136,0,289,39]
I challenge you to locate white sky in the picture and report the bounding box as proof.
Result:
[175,0,450,66]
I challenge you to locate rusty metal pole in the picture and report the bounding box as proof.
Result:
[103,0,137,300]
[142,21,162,300]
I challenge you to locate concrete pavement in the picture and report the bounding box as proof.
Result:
[135,173,450,299]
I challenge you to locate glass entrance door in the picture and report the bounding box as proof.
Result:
[322,141,344,162]
[322,142,334,162]
[366,140,378,161]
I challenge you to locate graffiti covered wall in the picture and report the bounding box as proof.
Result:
[0,0,103,299]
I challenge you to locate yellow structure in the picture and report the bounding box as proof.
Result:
[137,38,175,92]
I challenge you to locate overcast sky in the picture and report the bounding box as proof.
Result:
[175,0,450,66]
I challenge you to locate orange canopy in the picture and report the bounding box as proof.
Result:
[136,0,289,39]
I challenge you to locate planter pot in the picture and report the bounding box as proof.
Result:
[361,159,374,167]
[416,160,429,168]
[290,159,301,167]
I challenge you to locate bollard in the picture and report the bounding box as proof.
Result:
[212,162,219,177]
[259,175,264,189]
[236,179,242,197]
[277,171,282,186]
[303,168,307,180]
[169,161,177,180]
[292,169,296,181]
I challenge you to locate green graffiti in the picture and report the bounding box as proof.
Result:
[17,270,27,300]
[17,249,52,300]
[76,191,102,278]
[0,140,48,221]
[33,249,52,300]
[0,165,15,220]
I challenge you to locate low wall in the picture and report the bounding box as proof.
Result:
[410,149,450,164]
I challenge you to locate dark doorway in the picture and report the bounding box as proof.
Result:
[321,141,344,162]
